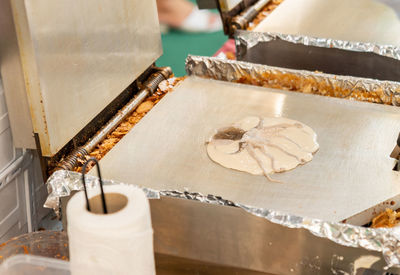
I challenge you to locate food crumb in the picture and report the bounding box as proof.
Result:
[136,101,154,114]
[371,208,400,228]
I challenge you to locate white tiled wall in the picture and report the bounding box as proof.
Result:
[0,78,25,242]
[0,169,28,242]
[0,78,48,242]
[0,79,20,176]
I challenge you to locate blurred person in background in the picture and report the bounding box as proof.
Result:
[156,0,222,33]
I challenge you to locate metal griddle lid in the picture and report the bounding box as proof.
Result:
[6,0,162,157]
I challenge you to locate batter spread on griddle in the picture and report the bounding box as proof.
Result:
[206,116,319,182]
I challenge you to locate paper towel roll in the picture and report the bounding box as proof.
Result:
[67,184,155,275]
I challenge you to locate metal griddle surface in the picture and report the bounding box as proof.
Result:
[96,77,400,222]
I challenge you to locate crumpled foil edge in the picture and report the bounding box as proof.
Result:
[185,55,400,106]
[234,31,400,60]
[45,170,400,268]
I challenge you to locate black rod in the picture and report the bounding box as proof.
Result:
[81,158,108,214]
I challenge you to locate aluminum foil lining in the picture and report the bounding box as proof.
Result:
[46,170,400,268]
[235,31,400,61]
[185,55,400,106]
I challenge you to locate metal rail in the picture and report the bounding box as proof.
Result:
[231,0,270,32]
[56,66,172,171]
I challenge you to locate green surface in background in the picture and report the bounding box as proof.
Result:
[155,1,227,76]
[156,30,226,76]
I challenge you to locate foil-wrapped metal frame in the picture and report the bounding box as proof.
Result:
[234,31,400,82]
[46,56,400,273]
[185,55,400,106]
[235,31,400,60]
[46,170,400,272]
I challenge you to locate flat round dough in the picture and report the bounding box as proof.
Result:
[254,0,400,46]
[207,116,319,178]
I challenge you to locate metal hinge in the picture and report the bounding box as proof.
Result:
[0,151,33,189]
